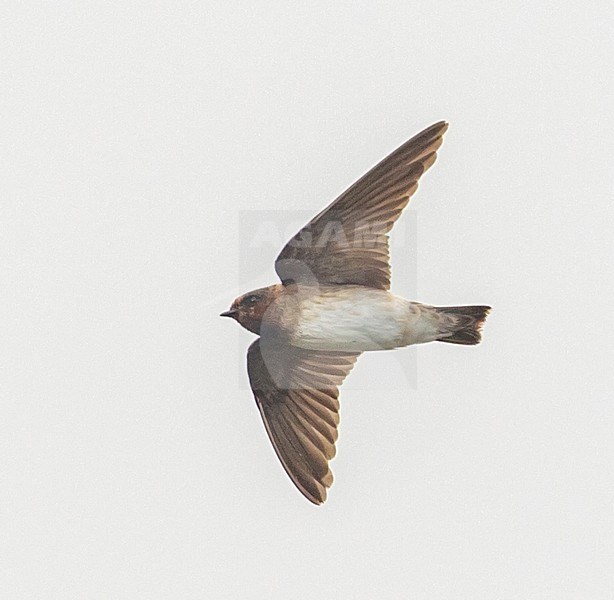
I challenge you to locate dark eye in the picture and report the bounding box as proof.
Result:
[244,294,262,305]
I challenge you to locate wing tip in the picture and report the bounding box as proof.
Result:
[305,486,328,505]
[424,120,449,139]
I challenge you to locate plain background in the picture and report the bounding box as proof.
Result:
[2,2,613,599]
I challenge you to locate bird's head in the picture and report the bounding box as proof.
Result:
[220,284,283,334]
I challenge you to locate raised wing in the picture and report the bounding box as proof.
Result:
[275,121,448,290]
[247,339,360,504]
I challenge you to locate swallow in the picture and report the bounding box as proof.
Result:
[221,121,491,504]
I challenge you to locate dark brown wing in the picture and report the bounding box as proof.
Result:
[247,339,360,504]
[275,121,448,290]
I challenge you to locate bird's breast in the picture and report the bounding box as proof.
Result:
[291,286,410,352]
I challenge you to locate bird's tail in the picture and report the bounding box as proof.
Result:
[433,305,491,345]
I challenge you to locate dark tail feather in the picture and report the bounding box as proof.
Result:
[434,305,491,345]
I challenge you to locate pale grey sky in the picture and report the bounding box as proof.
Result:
[2,2,613,599]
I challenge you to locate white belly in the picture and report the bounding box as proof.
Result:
[292,287,412,352]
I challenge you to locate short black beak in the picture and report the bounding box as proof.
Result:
[220,309,238,319]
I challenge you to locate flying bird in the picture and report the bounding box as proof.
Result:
[221,121,490,504]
